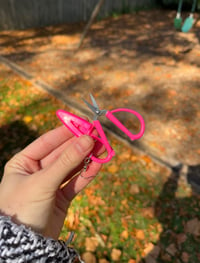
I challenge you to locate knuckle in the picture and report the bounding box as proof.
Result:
[4,153,19,173]
[59,150,76,168]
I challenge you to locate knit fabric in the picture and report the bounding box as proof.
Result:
[0,215,83,263]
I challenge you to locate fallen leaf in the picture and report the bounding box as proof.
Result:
[176,233,187,245]
[149,245,160,258]
[111,248,122,261]
[120,229,129,239]
[165,73,172,79]
[128,259,136,263]
[141,155,152,165]
[81,252,96,263]
[129,184,140,194]
[184,218,200,236]
[166,243,177,256]
[131,155,139,162]
[65,209,79,230]
[145,255,157,263]
[23,115,33,123]
[135,229,145,240]
[141,207,154,218]
[181,252,189,263]
[99,259,109,263]
[83,74,90,80]
[121,199,128,206]
[107,164,118,174]
[85,236,99,252]
[144,243,154,256]
[100,234,108,243]
[118,151,131,161]
[161,253,171,261]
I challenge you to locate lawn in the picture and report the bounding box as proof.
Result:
[1,68,200,263]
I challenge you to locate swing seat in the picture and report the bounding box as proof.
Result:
[174,17,182,30]
[182,16,194,32]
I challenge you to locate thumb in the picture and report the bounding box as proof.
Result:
[39,135,94,189]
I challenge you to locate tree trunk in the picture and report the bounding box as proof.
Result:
[77,0,105,50]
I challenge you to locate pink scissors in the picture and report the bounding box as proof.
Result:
[56,94,145,163]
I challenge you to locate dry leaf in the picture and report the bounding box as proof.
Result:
[118,151,131,161]
[120,229,129,239]
[166,243,177,256]
[85,237,99,252]
[81,252,96,263]
[129,184,140,194]
[141,207,154,218]
[131,155,139,162]
[128,260,136,263]
[144,243,154,256]
[65,210,79,230]
[144,243,160,262]
[111,248,122,261]
[135,229,145,240]
[99,259,109,263]
[23,115,33,123]
[184,218,200,236]
[107,164,118,174]
[145,255,157,263]
[161,253,171,261]
[121,199,128,206]
[176,233,187,245]
[149,245,160,258]
[181,252,189,263]
[141,155,152,165]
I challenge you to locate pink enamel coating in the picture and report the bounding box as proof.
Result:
[56,110,93,136]
[56,108,145,163]
[56,110,115,163]
[106,108,145,140]
[91,120,115,163]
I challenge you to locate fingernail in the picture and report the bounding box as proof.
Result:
[75,135,94,153]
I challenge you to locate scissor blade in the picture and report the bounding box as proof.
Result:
[82,98,97,114]
[90,93,99,110]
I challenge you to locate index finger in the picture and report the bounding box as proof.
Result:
[21,125,74,160]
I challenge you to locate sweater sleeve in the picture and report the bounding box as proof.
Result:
[0,215,83,263]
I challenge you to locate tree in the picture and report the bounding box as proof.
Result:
[77,0,105,50]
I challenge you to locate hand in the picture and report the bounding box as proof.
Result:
[0,125,102,239]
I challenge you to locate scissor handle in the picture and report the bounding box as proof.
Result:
[106,108,145,140]
[56,110,115,163]
[91,120,115,163]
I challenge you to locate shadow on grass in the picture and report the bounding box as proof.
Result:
[140,165,200,263]
[0,120,38,179]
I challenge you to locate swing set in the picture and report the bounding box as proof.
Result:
[77,0,199,49]
[174,0,198,32]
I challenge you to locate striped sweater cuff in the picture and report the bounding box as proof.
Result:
[0,215,82,262]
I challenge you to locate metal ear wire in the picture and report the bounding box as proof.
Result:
[79,154,96,179]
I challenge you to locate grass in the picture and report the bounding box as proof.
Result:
[1,71,200,262]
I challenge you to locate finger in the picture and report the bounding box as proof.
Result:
[40,116,90,167]
[59,137,106,185]
[41,130,105,170]
[21,125,74,161]
[61,161,102,201]
[38,135,95,189]
[40,136,77,168]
